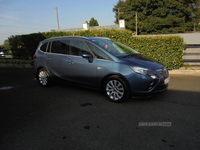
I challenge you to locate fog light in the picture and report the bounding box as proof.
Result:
[150,81,154,86]
[148,81,155,89]
[145,79,158,91]
[151,75,157,79]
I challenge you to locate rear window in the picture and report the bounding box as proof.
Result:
[40,43,47,52]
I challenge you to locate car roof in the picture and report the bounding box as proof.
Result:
[41,36,111,43]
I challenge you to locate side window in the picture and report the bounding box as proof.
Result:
[70,40,90,56]
[87,43,111,60]
[51,40,70,54]
[47,42,51,53]
[40,42,47,52]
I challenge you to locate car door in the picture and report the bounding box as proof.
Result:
[44,40,71,80]
[65,39,97,87]
[86,42,117,87]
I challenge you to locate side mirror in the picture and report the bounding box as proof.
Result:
[82,52,93,63]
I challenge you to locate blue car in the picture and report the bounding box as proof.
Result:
[33,36,170,102]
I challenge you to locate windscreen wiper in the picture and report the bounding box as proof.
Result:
[123,53,142,58]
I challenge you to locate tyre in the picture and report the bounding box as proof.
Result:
[38,68,52,87]
[104,75,129,102]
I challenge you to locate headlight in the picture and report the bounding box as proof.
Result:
[130,66,148,75]
[130,66,158,79]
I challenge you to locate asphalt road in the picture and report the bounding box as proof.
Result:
[0,68,200,150]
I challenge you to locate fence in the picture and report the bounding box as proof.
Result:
[183,45,200,66]
[89,24,122,30]
[59,24,124,32]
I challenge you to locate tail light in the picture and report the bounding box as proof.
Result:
[33,54,36,59]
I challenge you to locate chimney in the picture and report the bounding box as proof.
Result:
[83,20,90,30]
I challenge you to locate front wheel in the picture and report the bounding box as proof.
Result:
[104,75,129,102]
[38,68,52,87]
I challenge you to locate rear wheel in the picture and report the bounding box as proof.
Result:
[104,75,129,102]
[38,68,52,87]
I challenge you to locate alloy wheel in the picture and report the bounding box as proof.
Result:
[106,80,124,101]
[39,70,48,86]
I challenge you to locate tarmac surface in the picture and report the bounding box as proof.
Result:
[0,68,200,150]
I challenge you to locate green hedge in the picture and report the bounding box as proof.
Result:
[0,58,32,64]
[7,29,185,69]
[126,36,185,70]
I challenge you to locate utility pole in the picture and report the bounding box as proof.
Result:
[55,7,60,31]
[117,7,124,23]
[118,8,120,22]
[136,12,137,36]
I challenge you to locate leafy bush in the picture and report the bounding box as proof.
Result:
[126,35,185,70]
[7,29,185,69]
[8,33,46,59]
[0,58,32,64]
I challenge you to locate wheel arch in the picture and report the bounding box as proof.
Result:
[100,73,131,93]
[36,66,45,80]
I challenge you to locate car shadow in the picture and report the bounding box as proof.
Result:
[127,89,200,107]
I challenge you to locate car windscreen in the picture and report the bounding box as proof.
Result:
[90,38,139,57]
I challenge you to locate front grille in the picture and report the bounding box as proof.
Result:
[156,67,168,77]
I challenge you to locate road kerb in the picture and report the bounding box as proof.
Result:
[169,69,200,76]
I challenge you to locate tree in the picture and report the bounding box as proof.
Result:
[89,17,99,26]
[2,39,10,49]
[0,39,10,49]
[113,0,200,34]
[0,39,11,56]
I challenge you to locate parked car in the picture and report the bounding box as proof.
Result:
[0,51,4,57]
[33,36,170,102]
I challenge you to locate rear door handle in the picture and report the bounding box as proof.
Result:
[45,57,50,60]
[68,61,74,65]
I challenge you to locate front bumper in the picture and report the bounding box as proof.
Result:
[131,83,168,98]
[129,74,170,97]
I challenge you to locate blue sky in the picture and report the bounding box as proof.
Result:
[0,0,119,45]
